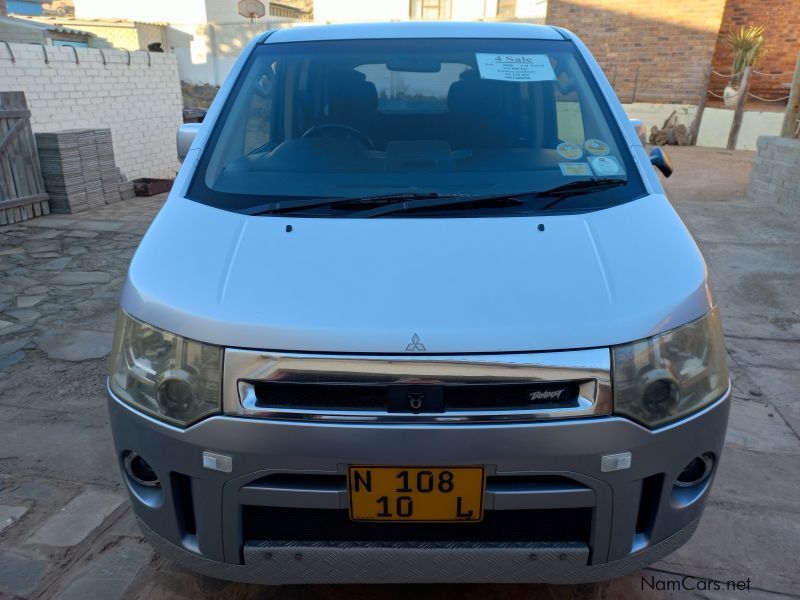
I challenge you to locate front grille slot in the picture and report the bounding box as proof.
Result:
[242,506,592,543]
[247,473,346,492]
[252,383,387,411]
[250,380,583,412]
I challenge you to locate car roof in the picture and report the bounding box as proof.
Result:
[261,21,566,44]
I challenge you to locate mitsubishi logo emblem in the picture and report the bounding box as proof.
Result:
[405,333,426,352]
[407,392,425,410]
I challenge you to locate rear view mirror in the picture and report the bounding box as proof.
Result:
[649,146,673,178]
[177,123,201,161]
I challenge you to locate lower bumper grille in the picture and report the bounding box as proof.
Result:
[242,506,592,544]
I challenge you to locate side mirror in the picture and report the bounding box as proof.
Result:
[629,118,647,145]
[176,123,201,161]
[649,146,673,178]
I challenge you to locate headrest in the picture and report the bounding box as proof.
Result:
[327,69,378,117]
[447,69,502,115]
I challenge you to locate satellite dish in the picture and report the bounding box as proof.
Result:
[238,0,266,22]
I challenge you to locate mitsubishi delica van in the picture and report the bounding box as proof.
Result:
[107,22,730,584]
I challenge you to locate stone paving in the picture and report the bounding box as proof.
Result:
[0,148,799,599]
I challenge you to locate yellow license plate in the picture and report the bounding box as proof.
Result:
[348,466,485,522]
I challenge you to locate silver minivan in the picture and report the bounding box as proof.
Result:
[107,21,730,584]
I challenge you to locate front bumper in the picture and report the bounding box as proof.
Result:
[107,385,730,584]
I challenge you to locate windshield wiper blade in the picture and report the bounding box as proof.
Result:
[352,178,626,218]
[243,192,454,216]
[535,177,625,202]
[353,193,527,218]
[534,178,626,211]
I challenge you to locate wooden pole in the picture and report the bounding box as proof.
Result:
[631,65,640,103]
[727,65,752,151]
[689,64,712,145]
[780,52,800,138]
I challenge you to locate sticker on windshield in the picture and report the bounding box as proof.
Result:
[557,142,583,160]
[584,139,610,156]
[560,162,592,176]
[589,156,622,175]
[475,54,556,82]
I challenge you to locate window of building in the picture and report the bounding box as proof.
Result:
[409,0,452,20]
[496,0,516,17]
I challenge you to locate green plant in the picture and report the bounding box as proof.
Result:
[728,25,765,85]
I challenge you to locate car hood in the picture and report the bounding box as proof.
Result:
[122,195,712,353]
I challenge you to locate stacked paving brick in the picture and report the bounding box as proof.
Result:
[748,136,800,214]
[94,128,122,204]
[35,128,131,214]
[78,129,106,210]
[35,131,88,214]
[117,167,136,200]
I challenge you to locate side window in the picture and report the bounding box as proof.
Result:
[243,74,275,154]
[496,0,516,17]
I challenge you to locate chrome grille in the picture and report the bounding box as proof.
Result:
[223,349,611,424]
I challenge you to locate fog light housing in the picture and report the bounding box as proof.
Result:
[675,453,714,488]
[124,451,160,487]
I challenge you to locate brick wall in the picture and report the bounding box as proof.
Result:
[547,0,727,104]
[0,42,182,180]
[710,0,800,100]
[748,136,800,212]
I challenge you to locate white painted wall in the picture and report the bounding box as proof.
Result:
[623,102,783,151]
[515,0,547,19]
[696,107,783,151]
[622,102,697,136]
[73,0,209,24]
[314,0,408,22]
[451,0,494,20]
[204,0,261,22]
[73,0,295,87]
[313,0,545,22]
[0,42,183,179]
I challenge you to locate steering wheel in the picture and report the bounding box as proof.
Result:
[301,123,374,149]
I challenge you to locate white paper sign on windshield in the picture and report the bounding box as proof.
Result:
[476,54,556,82]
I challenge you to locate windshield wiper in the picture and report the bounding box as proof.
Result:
[534,178,626,198]
[243,192,456,216]
[352,178,626,218]
[243,178,626,218]
[534,178,627,210]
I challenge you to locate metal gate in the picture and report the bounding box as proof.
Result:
[0,91,49,224]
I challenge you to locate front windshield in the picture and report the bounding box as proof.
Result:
[189,37,645,217]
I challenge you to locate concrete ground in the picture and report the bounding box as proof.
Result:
[0,146,798,599]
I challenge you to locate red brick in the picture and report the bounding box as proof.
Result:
[546,0,798,104]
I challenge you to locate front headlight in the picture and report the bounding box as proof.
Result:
[109,311,223,427]
[612,307,729,428]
